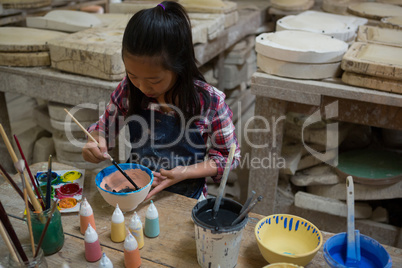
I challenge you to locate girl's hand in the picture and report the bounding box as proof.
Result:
[82,133,109,163]
[146,166,188,199]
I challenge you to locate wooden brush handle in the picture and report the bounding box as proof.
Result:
[0,124,42,212]
[0,222,19,262]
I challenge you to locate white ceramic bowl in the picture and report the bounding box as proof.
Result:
[95,163,153,212]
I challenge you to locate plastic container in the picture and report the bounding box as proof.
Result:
[323,232,392,268]
[191,197,248,268]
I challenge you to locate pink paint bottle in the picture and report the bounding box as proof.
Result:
[124,232,141,268]
[84,223,102,262]
[80,197,96,235]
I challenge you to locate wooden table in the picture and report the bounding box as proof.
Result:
[248,71,402,216]
[1,162,401,267]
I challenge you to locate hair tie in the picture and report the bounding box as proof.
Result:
[157,3,165,10]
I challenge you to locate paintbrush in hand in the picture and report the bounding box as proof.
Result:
[64,108,140,190]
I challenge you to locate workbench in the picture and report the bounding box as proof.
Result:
[1,162,401,267]
[248,71,402,216]
[0,4,268,171]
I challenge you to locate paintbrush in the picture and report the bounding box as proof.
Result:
[14,134,44,210]
[46,155,52,210]
[0,201,28,262]
[239,190,256,214]
[212,143,236,219]
[231,195,263,226]
[0,221,19,262]
[34,199,58,258]
[64,109,140,191]
[0,164,34,211]
[0,124,42,212]
[15,160,36,256]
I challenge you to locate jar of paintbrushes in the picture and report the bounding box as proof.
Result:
[29,200,64,256]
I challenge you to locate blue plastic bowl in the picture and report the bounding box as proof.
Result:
[323,232,392,268]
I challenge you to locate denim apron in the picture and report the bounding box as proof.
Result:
[127,109,206,199]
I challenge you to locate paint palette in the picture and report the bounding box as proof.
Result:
[35,169,85,213]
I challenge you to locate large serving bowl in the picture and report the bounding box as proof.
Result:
[255,214,323,266]
[95,163,153,212]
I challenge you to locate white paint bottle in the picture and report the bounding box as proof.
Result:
[99,252,113,268]
[129,212,144,249]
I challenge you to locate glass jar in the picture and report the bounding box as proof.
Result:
[8,244,48,268]
[29,201,64,256]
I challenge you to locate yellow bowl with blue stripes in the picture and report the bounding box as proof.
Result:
[255,214,322,266]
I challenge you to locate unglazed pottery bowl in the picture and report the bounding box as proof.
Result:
[95,163,153,212]
[255,214,323,266]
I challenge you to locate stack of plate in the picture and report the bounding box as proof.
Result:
[26,10,102,33]
[0,27,67,67]
[322,0,366,15]
[341,26,402,94]
[48,102,108,170]
[180,0,238,30]
[270,0,314,14]
[255,30,348,79]
[347,2,402,21]
[380,16,402,30]
[1,0,51,9]
[276,10,367,43]
[47,27,125,81]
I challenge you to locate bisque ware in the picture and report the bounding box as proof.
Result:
[255,214,322,266]
[95,163,153,212]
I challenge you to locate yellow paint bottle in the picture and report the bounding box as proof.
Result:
[111,204,125,243]
[129,212,144,249]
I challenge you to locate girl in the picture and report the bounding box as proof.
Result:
[82,1,240,200]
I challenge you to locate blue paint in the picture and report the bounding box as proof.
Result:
[276,216,279,224]
[307,225,310,231]
[268,218,271,224]
[281,216,283,220]
[324,232,392,268]
[295,220,299,231]
[289,218,293,231]
[284,218,287,229]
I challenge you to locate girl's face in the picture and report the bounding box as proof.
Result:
[123,54,177,103]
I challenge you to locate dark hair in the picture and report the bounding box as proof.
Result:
[122,1,210,120]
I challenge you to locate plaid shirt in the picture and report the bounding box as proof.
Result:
[88,77,240,195]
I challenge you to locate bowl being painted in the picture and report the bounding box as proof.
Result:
[95,163,153,212]
[255,214,323,266]
[323,232,392,268]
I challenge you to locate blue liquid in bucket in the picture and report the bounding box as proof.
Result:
[323,232,392,268]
